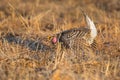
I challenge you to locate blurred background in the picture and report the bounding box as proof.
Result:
[0,0,120,80]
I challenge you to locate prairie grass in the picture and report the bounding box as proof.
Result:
[0,0,120,80]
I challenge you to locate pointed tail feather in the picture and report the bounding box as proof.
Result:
[80,9,97,44]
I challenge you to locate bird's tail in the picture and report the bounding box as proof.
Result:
[80,9,97,44]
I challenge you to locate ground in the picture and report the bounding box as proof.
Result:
[0,0,120,80]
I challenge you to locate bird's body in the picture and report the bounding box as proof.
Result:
[58,27,90,48]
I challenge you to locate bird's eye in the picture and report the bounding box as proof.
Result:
[47,36,52,40]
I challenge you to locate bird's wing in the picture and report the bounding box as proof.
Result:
[60,28,90,40]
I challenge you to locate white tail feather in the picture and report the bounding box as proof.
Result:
[81,10,97,44]
[85,15,97,40]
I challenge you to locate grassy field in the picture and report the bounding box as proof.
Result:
[0,0,120,80]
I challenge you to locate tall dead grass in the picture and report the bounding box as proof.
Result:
[0,0,120,80]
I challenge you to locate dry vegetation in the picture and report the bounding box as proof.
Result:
[0,0,120,80]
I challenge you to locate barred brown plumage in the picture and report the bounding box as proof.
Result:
[58,27,90,48]
[52,11,97,49]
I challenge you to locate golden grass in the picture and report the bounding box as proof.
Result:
[0,0,120,80]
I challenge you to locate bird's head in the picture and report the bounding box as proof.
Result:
[47,35,59,44]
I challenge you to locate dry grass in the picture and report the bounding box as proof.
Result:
[0,0,120,80]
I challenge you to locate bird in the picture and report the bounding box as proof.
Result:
[51,10,97,50]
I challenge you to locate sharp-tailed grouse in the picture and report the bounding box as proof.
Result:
[52,12,97,49]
